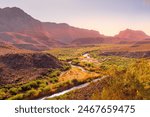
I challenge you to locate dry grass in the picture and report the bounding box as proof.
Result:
[59,67,99,82]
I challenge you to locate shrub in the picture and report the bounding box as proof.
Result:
[85,63,94,67]
[21,84,32,91]
[35,80,43,85]
[91,60,150,100]
[21,81,40,91]
[8,94,24,100]
[39,82,47,88]
[0,90,6,100]
[62,64,71,71]
[71,79,79,85]
[48,70,61,78]
[49,77,58,84]
[9,88,19,95]
[29,81,39,88]
[72,59,80,65]
[43,86,51,92]
[24,89,37,98]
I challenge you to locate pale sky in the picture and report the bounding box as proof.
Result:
[0,0,150,36]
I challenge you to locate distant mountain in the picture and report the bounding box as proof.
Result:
[115,29,150,41]
[0,7,43,32]
[0,7,101,50]
[0,7,150,49]
[72,29,150,45]
[42,22,101,44]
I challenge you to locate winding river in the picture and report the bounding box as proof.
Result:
[40,53,108,100]
[41,75,108,100]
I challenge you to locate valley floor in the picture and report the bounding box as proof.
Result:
[45,44,150,100]
[0,44,150,100]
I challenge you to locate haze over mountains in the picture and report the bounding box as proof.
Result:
[0,7,149,50]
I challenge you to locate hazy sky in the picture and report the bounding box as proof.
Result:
[0,0,150,36]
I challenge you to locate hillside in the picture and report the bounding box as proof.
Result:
[0,42,33,55]
[1,7,150,49]
[0,53,63,85]
[0,7,101,50]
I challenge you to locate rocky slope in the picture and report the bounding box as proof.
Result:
[0,53,63,85]
[0,7,150,48]
[0,42,33,55]
[0,7,101,50]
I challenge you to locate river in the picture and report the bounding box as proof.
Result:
[41,76,108,100]
[40,53,108,100]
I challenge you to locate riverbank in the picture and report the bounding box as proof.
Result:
[40,75,108,100]
[38,53,106,100]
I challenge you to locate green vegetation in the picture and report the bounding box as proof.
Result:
[46,47,101,61]
[48,45,150,100]
[8,94,24,100]
[0,44,150,100]
[0,89,6,100]
[9,88,20,95]
[0,59,99,100]
[48,59,150,100]
[24,89,38,98]
[0,67,64,100]
[91,60,150,100]
[46,46,150,100]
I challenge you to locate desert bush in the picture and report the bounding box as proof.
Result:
[21,81,39,92]
[29,81,39,88]
[9,88,19,95]
[48,69,61,78]
[49,77,58,84]
[35,80,43,85]
[8,94,24,100]
[39,83,47,88]
[43,86,51,92]
[100,65,108,70]
[24,89,38,98]
[71,79,79,85]
[21,83,32,91]
[91,60,150,100]
[72,59,80,65]
[0,90,7,99]
[85,63,94,67]
[62,64,71,71]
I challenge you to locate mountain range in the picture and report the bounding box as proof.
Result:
[0,7,149,50]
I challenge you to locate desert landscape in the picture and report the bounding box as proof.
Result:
[0,6,149,100]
